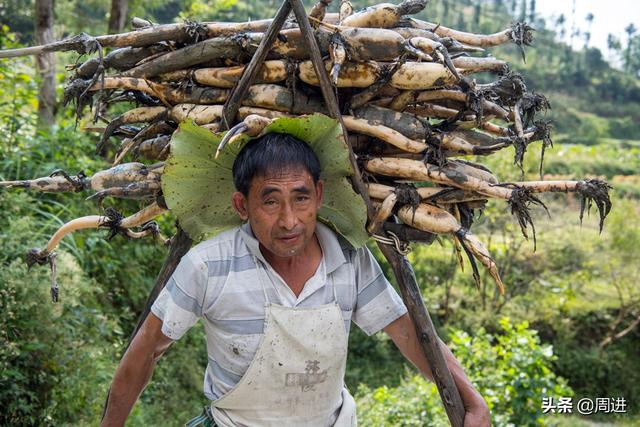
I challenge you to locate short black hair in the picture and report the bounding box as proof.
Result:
[232,132,321,195]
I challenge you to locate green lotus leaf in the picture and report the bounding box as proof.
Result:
[161,114,368,247]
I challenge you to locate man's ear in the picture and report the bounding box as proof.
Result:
[315,179,324,208]
[232,191,249,221]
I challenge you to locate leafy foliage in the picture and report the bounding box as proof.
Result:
[356,318,572,427]
[346,323,408,391]
[0,191,118,425]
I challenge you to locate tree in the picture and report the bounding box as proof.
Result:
[584,47,607,77]
[555,13,566,40]
[569,0,577,48]
[625,22,637,40]
[108,0,128,33]
[584,12,594,47]
[607,33,621,52]
[624,22,637,73]
[528,0,536,22]
[0,0,34,43]
[473,1,481,31]
[519,0,527,22]
[457,12,466,33]
[34,0,56,128]
[597,201,640,352]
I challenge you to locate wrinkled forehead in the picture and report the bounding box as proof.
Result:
[248,166,316,191]
[251,165,313,185]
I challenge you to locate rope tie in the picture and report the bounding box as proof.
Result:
[372,231,411,255]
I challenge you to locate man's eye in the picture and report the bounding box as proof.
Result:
[296,196,310,202]
[264,200,277,206]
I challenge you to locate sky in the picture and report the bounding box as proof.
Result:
[534,0,639,59]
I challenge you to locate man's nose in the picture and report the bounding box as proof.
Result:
[278,202,297,230]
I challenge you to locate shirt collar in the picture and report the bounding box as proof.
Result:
[239,221,347,274]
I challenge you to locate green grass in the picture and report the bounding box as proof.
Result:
[598,138,640,148]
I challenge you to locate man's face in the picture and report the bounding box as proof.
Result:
[232,167,324,259]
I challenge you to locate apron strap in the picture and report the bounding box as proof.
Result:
[253,256,271,304]
[330,267,338,303]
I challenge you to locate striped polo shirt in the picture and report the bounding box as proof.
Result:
[151,221,408,401]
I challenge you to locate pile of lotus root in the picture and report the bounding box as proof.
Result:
[0,0,612,299]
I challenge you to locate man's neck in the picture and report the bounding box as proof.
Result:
[260,233,322,272]
[260,234,323,297]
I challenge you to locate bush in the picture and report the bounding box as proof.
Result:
[550,108,609,146]
[553,325,640,417]
[356,318,572,427]
[0,190,119,425]
[0,190,205,425]
[609,117,640,140]
[346,325,409,391]
[0,249,119,425]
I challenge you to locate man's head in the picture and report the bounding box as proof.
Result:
[231,133,324,259]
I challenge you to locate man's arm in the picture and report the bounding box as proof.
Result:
[383,313,491,427]
[101,313,174,427]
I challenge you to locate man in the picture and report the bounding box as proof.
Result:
[101,131,490,426]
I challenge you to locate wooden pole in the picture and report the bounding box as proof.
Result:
[221,1,292,130]
[289,0,374,219]
[377,243,465,426]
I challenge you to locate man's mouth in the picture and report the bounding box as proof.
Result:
[278,233,301,244]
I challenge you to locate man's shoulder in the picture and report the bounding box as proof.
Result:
[317,223,374,266]
[316,221,357,257]
[187,226,247,263]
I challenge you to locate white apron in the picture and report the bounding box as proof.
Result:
[210,257,357,427]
